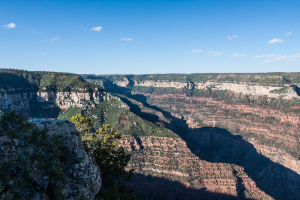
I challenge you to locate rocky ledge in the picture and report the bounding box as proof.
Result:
[0,118,101,200]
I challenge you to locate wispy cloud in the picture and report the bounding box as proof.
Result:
[252,53,300,62]
[207,51,225,56]
[231,53,246,57]
[268,38,284,44]
[121,37,132,41]
[50,37,60,41]
[227,35,237,40]
[91,26,102,32]
[286,31,292,36]
[42,53,47,55]
[191,50,203,53]
[28,30,39,34]
[3,23,16,29]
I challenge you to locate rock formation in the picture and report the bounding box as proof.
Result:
[114,80,299,99]
[0,90,113,114]
[0,118,102,200]
[83,73,300,199]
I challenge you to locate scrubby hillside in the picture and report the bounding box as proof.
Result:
[0,69,105,118]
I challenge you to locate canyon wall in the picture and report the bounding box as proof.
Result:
[0,71,113,118]
[0,89,112,118]
[120,135,274,200]
[2,71,300,199]
[114,78,299,99]
[83,73,300,199]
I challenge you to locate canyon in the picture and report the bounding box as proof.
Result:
[1,70,300,199]
[83,73,300,199]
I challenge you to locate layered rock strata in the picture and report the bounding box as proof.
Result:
[114,79,299,99]
[120,136,273,200]
[36,90,113,109]
[138,92,300,174]
[0,89,116,118]
[0,90,112,110]
[84,74,300,199]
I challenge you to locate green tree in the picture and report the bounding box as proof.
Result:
[0,111,77,199]
[70,114,142,200]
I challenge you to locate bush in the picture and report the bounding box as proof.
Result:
[0,111,73,199]
[70,114,142,200]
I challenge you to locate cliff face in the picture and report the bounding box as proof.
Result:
[120,135,273,200]
[0,91,31,111]
[132,92,300,174]
[36,90,112,109]
[0,70,108,118]
[114,78,299,99]
[83,73,300,200]
[0,118,101,199]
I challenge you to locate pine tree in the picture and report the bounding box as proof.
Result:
[70,114,142,200]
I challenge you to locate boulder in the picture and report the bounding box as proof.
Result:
[0,118,101,200]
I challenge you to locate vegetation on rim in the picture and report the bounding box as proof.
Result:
[0,111,79,199]
[70,114,142,200]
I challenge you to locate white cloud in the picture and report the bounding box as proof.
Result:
[228,35,237,40]
[42,53,47,55]
[252,53,300,62]
[286,31,292,36]
[207,51,225,56]
[91,26,102,32]
[191,50,203,53]
[231,53,246,57]
[50,37,60,41]
[3,23,16,29]
[28,30,39,34]
[268,38,284,44]
[121,37,132,41]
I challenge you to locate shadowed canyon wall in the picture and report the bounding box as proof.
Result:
[2,70,300,199]
[83,73,300,200]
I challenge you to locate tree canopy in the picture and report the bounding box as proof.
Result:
[70,114,142,200]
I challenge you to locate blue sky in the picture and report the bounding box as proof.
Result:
[0,0,299,74]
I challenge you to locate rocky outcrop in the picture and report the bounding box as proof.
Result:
[36,90,114,109]
[0,92,31,110]
[114,80,299,99]
[0,89,116,117]
[114,78,131,87]
[197,82,298,99]
[0,119,101,199]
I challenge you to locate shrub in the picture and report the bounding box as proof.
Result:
[0,111,73,199]
[70,114,142,200]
